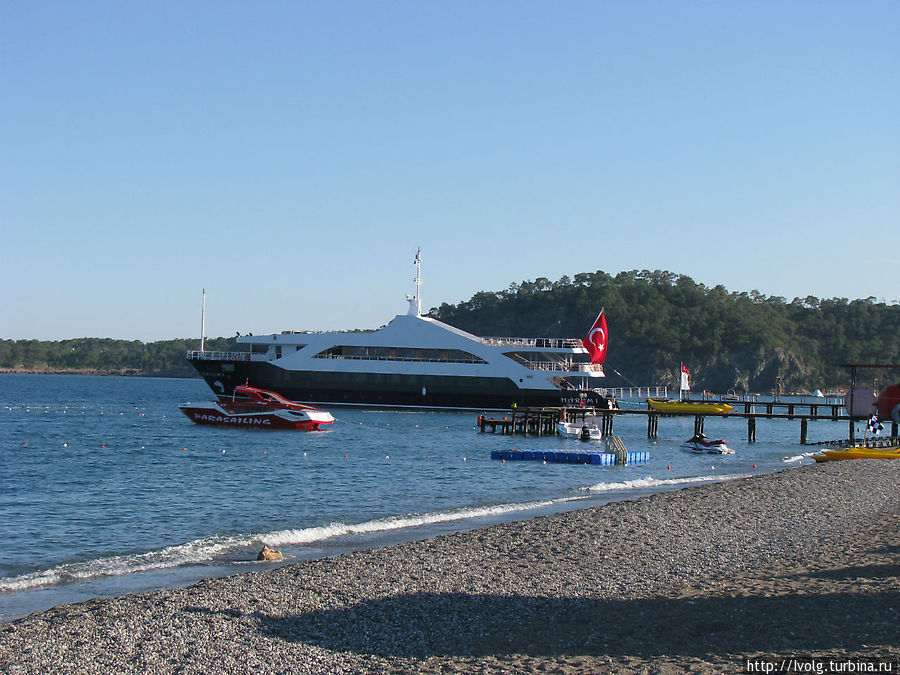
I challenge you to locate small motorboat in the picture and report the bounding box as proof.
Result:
[682,433,734,454]
[648,399,733,414]
[556,417,603,441]
[180,384,335,431]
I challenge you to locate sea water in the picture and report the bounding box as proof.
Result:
[0,374,838,621]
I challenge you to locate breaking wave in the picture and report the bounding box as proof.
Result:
[583,473,746,493]
[0,498,593,592]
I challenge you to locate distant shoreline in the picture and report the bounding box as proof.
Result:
[0,367,197,378]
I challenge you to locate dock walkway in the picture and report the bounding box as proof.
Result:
[477,400,900,445]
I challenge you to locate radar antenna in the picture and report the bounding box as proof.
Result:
[407,247,423,316]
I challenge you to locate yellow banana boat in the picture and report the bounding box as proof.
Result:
[812,446,900,462]
[647,399,734,414]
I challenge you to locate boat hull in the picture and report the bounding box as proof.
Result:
[189,359,612,411]
[648,399,733,414]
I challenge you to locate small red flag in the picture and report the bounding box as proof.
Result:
[680,363,690,391]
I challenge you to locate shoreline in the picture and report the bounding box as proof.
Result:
[2,461,899,673]
[0,368,196,378]
[0,472,749,623]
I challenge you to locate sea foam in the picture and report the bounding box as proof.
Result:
[258,497,590,548]
[583,473,746,493]
[783,451,818,463]
[0,535,254,592]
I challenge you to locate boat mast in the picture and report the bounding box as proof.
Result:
[200,288,206,352]
[413,247,422,317]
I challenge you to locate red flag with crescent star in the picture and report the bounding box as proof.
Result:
[582,311,608,364]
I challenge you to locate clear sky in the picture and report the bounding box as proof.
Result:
[3,1,898,341]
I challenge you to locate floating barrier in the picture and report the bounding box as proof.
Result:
[490,449,649,465]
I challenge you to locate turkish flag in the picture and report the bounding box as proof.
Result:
[582,312,608,364]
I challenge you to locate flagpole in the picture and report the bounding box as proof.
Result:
[414,248,422,317]
[200,289,206,353]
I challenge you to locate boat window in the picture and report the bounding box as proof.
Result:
[311,346,486,364]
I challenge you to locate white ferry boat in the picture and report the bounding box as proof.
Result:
[186,251,612,411]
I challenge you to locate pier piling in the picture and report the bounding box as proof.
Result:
[647,413,659,439]
[693,415,705,437]
[602,412,614,437]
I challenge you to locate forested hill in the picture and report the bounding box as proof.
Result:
[0,337,237,378]
[2,270,897,392]
[428,270,900,393]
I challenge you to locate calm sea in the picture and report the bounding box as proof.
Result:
[0,374,838,621]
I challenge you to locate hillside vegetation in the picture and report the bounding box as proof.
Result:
[2,270,897,392]
[0,337,237,378]
[429,270,900,393]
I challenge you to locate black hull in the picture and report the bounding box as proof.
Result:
[188,359,609,411]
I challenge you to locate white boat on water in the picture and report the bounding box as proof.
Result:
[186,250,615,412]
[682,434,734,454]
[556,417,603,441]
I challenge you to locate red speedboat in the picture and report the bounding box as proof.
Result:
[180,384,335,431]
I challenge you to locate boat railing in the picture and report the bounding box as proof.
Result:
[186,350,258,362]
[520,360,601,373]
[606,386,670,399]
[481,336,584,349]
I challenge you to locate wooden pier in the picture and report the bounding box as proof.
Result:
[477,400,900,445]
[806,435,900,449]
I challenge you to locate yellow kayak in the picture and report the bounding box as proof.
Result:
[812,446,900,462]
[647,399,734,414]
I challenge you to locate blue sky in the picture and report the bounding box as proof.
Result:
[3,1,898,341]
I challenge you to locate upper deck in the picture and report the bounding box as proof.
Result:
[480,336,583,349]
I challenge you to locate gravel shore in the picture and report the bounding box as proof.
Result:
[2,461,899,674]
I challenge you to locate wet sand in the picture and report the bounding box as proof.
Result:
[2,460,899,673]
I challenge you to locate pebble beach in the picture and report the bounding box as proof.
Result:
[2,460,899,674]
